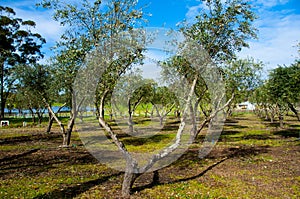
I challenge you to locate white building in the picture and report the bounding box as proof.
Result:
[236,101,255,111]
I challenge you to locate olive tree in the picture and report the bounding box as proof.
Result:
[223,58,263,116]
[166,0,259,138]
[181,0,257,63]
[265,63,300,127]
[38,0,145,146]
[112,70,155,133]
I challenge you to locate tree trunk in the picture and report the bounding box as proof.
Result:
[152,170,159,185]
[159,116,163,126]
[144,108,148,117]
[29,108,36,124]
[279,112,284,128]
[99,89,110,125]
[46,114,54,133]
[128,115,134,134]
[37,112,43,125]
[95,102,100,119]
[270,115,274,123]
[65,116,76,146]
[122,171,139,197]
[98,114,140,197]
[63,90,83,146]
[264,107,269,120]
[46,103,66,133]
[44,100,67,146]
[288,102,300,121]
[150,106,154,118]
[190,102,198,136]
[127,98,134,133]
[0,60,4,119]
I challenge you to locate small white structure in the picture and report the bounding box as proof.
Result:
[236,101,255,111]
[0,120,9,127]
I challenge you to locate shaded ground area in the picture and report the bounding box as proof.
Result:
[0,112,299,198]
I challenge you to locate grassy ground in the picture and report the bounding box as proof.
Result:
[0,112,299,198]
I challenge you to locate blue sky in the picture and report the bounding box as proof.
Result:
[1,0,300,74]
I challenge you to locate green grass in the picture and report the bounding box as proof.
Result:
[0,111,299,198]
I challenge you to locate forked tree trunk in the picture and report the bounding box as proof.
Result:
[122,170,139,197]
[152,103,175,127]
[44,100,74,147]
[46,104,66,133]
[122,76,199,196]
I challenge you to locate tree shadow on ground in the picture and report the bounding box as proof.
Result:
[132,145,269,193]
[224,124,248,129]
[219,132,275,142]
[122,134,172,146]
[0,148,40,163]
[242,134,274,140]
[273,129,300,138]
[221,130,241,136]
[33,172,122,199]
[289,124,300,128]
[224,119,239,124]
[0,148,98,178]
[0,132,61,145]
[264,122,281,128]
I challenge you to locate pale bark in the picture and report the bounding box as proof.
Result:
[43,95,83,147]
[127,95,143,133]
[152,103,175,126]
[46,103,66,133]
[44,100,67,146]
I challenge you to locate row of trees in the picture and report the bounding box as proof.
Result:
[252,50,300,127]
[0,0,283,197]
[48,0,261,196]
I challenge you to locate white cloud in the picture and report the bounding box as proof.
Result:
[254,0,289,8]
[185,0,228,23]
[13,8,64,43]
[238,10,300,73]
[185,4,203,24]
